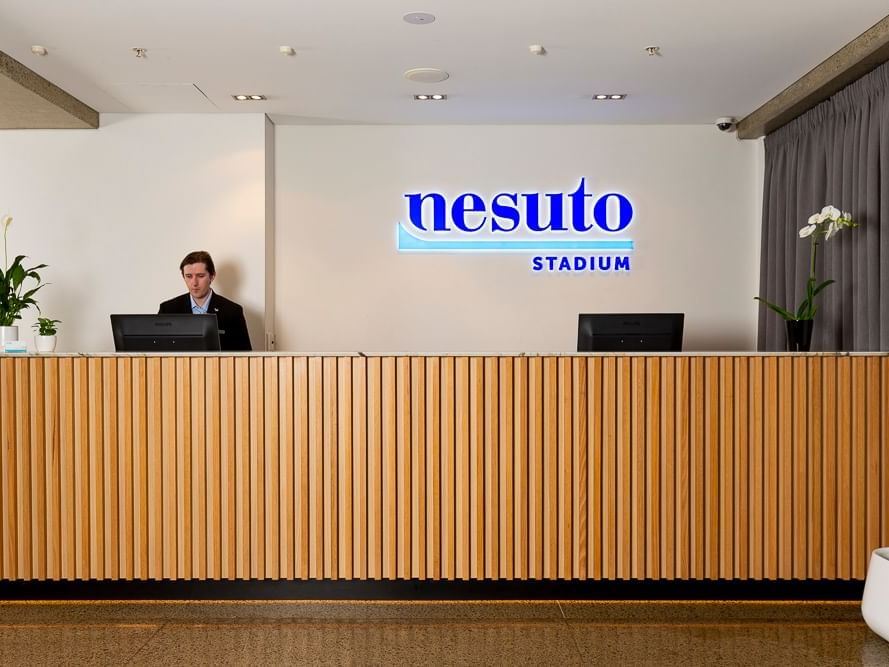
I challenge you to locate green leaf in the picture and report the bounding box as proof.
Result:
[754,297,797,321]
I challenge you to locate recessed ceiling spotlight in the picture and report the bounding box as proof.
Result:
[232,94,267,101]
[592,94,626,100]
[528,44,546,56]
[645,46,661,56]
[279,46,296,56]
[30,45,48,56]
[403,12,436,25]
[131,47,147,58]
[414,94,447,101]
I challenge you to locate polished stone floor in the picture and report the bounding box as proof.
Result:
[0,600,886,665]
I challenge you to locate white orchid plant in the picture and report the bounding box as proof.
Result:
[755,205,857,321]
[0,214,48,327]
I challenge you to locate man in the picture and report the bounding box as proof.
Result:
[158,251,252,351]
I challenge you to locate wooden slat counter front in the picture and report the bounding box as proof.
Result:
[0,353,886,583]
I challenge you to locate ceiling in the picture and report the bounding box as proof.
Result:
[0,1,887,126]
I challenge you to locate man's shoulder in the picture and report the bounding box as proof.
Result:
[211,293,244,313]
[159,293,189,312]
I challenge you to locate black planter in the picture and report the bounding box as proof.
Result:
[785,319,814,352]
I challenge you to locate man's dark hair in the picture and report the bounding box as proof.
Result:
[180,250,216,276]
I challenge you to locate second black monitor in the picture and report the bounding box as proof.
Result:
[577,313,684,352]
[111,314,221,352]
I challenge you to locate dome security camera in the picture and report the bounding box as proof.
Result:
[716,117,737,132]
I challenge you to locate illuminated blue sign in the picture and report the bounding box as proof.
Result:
[397,178,634,273]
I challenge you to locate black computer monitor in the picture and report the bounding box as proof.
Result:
[577,313,684,352]
[111,314,221,352]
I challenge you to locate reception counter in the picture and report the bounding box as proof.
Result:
[0,353,886,584]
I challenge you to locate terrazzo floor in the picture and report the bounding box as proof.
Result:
[0,600,886,665]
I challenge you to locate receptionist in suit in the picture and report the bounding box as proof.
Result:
[158,250,252,351]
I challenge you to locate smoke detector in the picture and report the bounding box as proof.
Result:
[403,67,449,83]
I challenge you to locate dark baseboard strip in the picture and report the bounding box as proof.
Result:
[0,579,864,601]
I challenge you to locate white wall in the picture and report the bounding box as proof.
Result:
[275,125,762,352]
[0,114,268,351]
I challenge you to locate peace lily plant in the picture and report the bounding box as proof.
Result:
[755,205,857,321]
[0,214,48,327]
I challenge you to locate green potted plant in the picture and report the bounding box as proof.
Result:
[32,317,61,353]
[0,214,48,347]
[755,205,857,351]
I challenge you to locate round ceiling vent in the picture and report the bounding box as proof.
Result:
[403,12,436,25]
[403,67,449,83]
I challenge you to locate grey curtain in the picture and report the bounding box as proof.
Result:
[757,60,889,351]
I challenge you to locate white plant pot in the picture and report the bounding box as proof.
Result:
[862,547,889,643]
[34,334,57,353]
[1,325,19,349]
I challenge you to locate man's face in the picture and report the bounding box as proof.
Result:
[181,262,214,300]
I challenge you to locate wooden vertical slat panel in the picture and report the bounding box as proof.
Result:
[865,357,880,578]
[588,357,603,580]
[469,357,485,579]
[45,358,61,580]
[764,357,779,579]
[1,358,16,579]
[571,357,587,579]
[337,357,353,579]
[395,357,410,579]
[264,357,280,579]
[102,358,119,580]
[278,358,294,579]
[366,358,382,580]
[73,358,89,579]
[882,358,889,551]
[675,357,690,580]
[499,357,514,580]
[646,357,660,579]
[792,357,807,579]
[483,356,498,579]
[190,358,207,580]
[703,357,719,580]
[234,358,250,579]
[807,358,822,579]
[441,357,456,580]
[527,357,543,579]
[353,358,368,580]
[617,357,632,579]
[29,359,46,580]
[410,357,425,579]
[426,357,441,579]
[719,358,734,580]
[205,357,221,580]
[735,357,749,580]
[322,357,338,579]
[750,356,764,580]
[630,358,645,580]
[454,357,470,580]
[219,358,236,579]
[602,357,617,579]
[557,357,572,579]
[777,357,792,579]
[852,357,867,579]
[661,358,675,579]
[690,357,705,579]
[248,357,265,579]
[175,358,191,580]
[821,356,837,579]
[308,357,324,579]
[294,357,309,580]
[381,357,397,579]
[117,359,133,580]
[15,359,32,580]
[542,357,558,579]
[837,357,852,579]
[160,357,176,579]
[514,357,528,581]
[132,358,148,580]
[59,359,75,580]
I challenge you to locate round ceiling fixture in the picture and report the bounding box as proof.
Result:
[403,67,449,83]
[403,12,436,25]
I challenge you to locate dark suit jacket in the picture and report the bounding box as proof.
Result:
[158,292,252,351]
